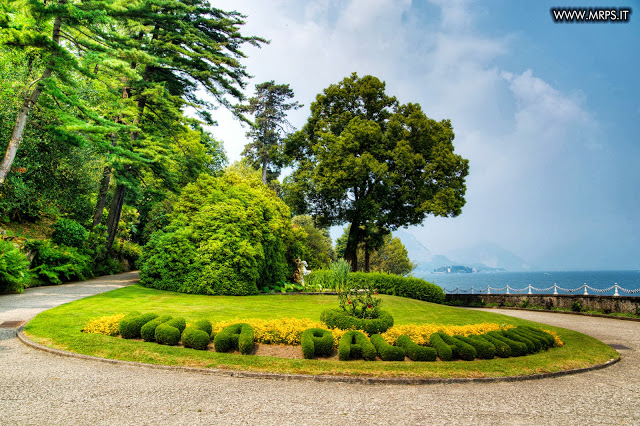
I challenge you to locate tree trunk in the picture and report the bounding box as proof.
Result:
[261,157,268,184]
[364,240,370,273]
[343,221,360,272]
[92,165,112,228]
[105,183,126,250]
[0,13,63,187]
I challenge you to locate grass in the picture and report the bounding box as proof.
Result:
[24,284,619,379]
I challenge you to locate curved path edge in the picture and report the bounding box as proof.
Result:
[17,326,621,386]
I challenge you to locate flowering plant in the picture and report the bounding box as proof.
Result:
[337,281,382,319]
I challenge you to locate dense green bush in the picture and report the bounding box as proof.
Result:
[139,168,304,295]
[119,313,158,339]
[182,327,210,350]
[194,319,212,336]
[320,309,394,335]
[370,334,406,361]
[213,323,255,354]
[301,328,334,359]
[338,330,377,361]
[487,331,528,356]
[437,333,476,361]
[455,335,495,360]
[503,330,535,353]
[140,315,172,342]
[345,272,444,304]
[165,317,186,334]
[521,326,555,348]
[479,334,511,358]
[25,240,92,286]
[428,333,453,361]
[396,335,437,361]
[51,218,88,248]
[0,240,30,293]
[155,323,181,346]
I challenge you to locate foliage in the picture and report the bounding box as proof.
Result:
[181,327,210,350]
[283,73,469,271]
[428,333,453,361]
[155,324,181,346]
[437,332,477,361]
[320,309,394,335]
[239,81,302,184]
[139,167,303,295]
[337,279,382,319]
[0,239,30,293]
[140,316,172,342]
[329,258,351,290]
[395,335,437,362]
[25,240,92,286]
[213,323,255,354]
[292,215,334,270]
[455,335,496,360]
[349,272,445,304]
[260,281,305,294]
[337,330,377,361]
[370,334,406,361]
[81,314,125,337]
[52,218,88,248]
[118,313,158,339]
[301,328,335,359]
[381,322,509,346]
[193,319,212,337]
[165,318,187,334]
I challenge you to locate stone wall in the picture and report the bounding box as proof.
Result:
[445,294,640,315]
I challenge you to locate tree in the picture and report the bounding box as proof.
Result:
[239,81,301,184]
[284,73,469,271]
[292,215,334,270]
[335,227,416,275]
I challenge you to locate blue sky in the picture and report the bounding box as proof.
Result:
[210,0,639,271]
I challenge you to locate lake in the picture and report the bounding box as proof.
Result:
[417,270,640,296]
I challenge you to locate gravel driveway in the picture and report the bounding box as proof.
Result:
[1,274,638,425]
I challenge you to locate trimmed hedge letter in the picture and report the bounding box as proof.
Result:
[301,328,334,359]
[338,331,377,361]
[213,323,255,354]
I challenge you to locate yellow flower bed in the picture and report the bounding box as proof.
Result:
[380,323,512,346]
[542,329,565,347]
[82,314,125,336]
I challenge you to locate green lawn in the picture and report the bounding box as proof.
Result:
[24,284,619,379]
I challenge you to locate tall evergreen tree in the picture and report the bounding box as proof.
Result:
[239,81,301,184]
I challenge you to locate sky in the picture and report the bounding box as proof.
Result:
[207,0,639,271]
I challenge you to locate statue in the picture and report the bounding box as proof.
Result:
[293,258,312,285]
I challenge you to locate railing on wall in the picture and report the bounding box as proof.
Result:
[445,283,640,296]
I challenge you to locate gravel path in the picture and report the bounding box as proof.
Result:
[1,276,639,425]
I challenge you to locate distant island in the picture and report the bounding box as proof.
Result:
[432,265,506,274]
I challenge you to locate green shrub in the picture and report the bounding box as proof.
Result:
[140,315,172,342]
[165,317,186,334]
[487,331,528,356]
[301,328,335,359]
[520,326,555,348]
[428,333,453,361]
[571,301,583,312]
[24,240,92,286]
[320,309,394,335]
[194,319,212,336]
[478,334,511,358]
[455,335,495,360]
[213,323,255,354]
[503,330,535,353]
[112,240,143,267]
[182,327,210,350]
[437,333,476,361]
[396,335,437,362]
[51,218,88,248]
[338,330,376,361]
[139,168,303,295]
[370,334,406,361]
[119,313,158,339]
[348,272,444,304]
[155,324,181,346]
[0,240,30,293]
[511,329,542,352]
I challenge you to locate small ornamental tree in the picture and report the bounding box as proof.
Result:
[139,165,303,295]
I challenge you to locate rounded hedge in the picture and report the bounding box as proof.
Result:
[301,328,335,359]
[51,218,88,248]
[119,313,158,339]
[165,317,186,334]
[396,335,436,362]
[139,168,303,295]
[455,335,495,360]
[320,309,394,335]
[338,330,377,361]
[428,332,453,361]
[370,334,405,361]
[182,327,210,350]
[479,334,511,358]
[155,324,181,346]
[140,315,172,342]
[488,331,528,356]
[213,323,255,354]
[194,319,212,336]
